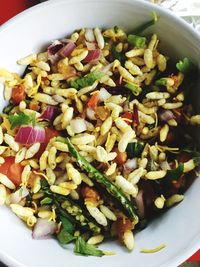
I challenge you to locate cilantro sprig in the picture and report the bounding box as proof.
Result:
[8,112,36,129]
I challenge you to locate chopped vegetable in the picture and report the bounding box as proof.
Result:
[127,34,146,48]
[57,229,76,245]
[66,138,138,220]
[166,164,184,180]
[70,70,105,89]
[126,142,144,158]
[113,147,127,165]
[11,84,26,104]
[87,92,100,110]
[40,197,52,205]
[133,11,158,35]
[0,157,23,187]
[15,126,45,145]
[176,57,194,73]
[74,236,105,257]
[155,78,167,86]
[8,112,36,129]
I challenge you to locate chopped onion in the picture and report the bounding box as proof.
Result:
[99,87,111,102]
[32,218,57,239]
[83,49,102,63]
[159,110,174,122]
[86,107,96,120]
[15,126,45,145]
[59,42,76,57]
[40,105,59,121]
[135,190,145,219]
[124,158,137,171]
[70,118,87,134]
[47,40,63,64]
[10,186,29,204]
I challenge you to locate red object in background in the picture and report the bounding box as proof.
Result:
[188,250,200,262]
[0,0,39,25]
[0,0,200,263]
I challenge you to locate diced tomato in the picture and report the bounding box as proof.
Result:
[11,84,26,104]
[81,185,100,203]
[87,92,100,110]
[0,157,23,187]
[36,128,59,157]
[116,217,133,242]
[29,100,40,111]
[113,147,127,165]
[121,112,133,125]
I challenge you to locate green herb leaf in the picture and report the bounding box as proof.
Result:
[133,11,158,35]
[167,164,184,180]
[125,82,142,96]
[126,142,144,158]
[127,34,146,48]
[70,71,105,90]
[57,228,76,245]
[8,112,36,129]
[60,215,74,234]
[155,78,167,86]
[111,45,126,64]
[176,58,195,74]
[74,236,104,257]
[40,197,52,205]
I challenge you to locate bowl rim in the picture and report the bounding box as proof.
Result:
[0,0,200,267]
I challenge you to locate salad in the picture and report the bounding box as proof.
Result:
[0,15,200,256]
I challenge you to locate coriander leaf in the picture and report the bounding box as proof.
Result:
[60,215,74,234]
[111,45,125,64]
[74,236,104,257]
[40,197,52,205]
[126,142,144,158]
[125,82,142,96]
[70,71,105,90]
[176,58,195,74]
[8,112,36,129]
[167,164,184,180]
[127,34,146,48]
[57,228,76,245]
[133,11,158,35]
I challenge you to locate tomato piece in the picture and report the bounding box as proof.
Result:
[113,147,127,165]
[11,84,26,104]
[87,92,99,110]
[29,100,40,111]
[36,128,59,157]
[121,112,133,125]
[0,157,23,187]
[81,185,100,203]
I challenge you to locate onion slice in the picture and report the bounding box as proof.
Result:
[70,118,87,134]
[32,218,57,239]
[135,190,145,219]
[15,126,45,145]
[99,88,111,102]
[59,42,76,57]
[83,49,102,63]
[124,158,137,171]
[40,106,59,121]
[159,110,174,122]
[47,40,63,64]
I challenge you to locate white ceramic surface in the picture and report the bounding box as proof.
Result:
[0,1,200,267]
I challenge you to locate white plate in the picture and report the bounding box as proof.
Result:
[0,1,200,267]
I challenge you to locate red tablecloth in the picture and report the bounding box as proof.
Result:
[0,0,199,262]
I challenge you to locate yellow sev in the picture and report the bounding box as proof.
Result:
[140,243,166,253]
[155,142,179,153]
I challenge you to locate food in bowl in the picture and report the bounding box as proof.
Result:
[0,16,200,256]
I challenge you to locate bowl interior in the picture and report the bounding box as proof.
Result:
[0,1,200,267]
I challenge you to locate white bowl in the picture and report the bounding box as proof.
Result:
[0,1,200,267]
